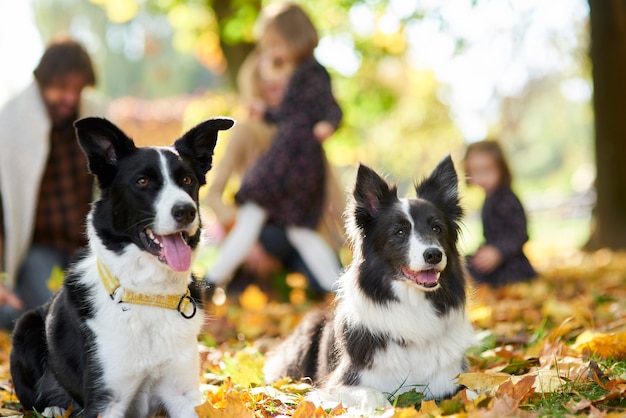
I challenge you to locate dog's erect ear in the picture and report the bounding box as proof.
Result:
[75,117,137,188]
[353,163,397,223]
[174,118,234,186]
[416,155,462,221]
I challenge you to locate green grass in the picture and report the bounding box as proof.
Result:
[522,359,626,417]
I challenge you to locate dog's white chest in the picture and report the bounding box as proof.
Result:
[89,302,202,366]
[359,330,466,398]
[343,290,476,399]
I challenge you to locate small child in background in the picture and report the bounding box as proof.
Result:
[464,140,536,287]
[206,2,343,292]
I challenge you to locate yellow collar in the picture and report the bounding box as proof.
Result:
[96,258,197,319]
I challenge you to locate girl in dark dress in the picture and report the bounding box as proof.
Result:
[464,141,536,287]
[207,3,343,290]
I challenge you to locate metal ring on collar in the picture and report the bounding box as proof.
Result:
[177,294,197,319]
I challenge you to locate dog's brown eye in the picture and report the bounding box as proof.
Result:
[181,176,192,185]
[136,177,149,187]
[432,225,442,234]
[396,229,405,237]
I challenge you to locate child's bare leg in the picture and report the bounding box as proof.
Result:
[208,202,267,284]
[286,227,341,291]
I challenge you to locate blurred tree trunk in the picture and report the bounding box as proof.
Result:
[213,0,258,88]
[586,0,626,250]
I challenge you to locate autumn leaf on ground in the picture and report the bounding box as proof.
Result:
[500,357,540,375]
[392,407,422,418]
[457,372,511,393]
[238,285,268,312]
[495,374,536,405]
[528,369,567,393]
[4,250,626,417]
[292,400,328,418]
[195,392,253,418]
[393,390,424,408]
[566,397,593,414]
[573,331,626,360]
[219,348,264,387]
[418,399,439,415]
[438,397,465,415]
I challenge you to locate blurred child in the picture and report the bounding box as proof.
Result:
[464,140,536,287]
[205,45,345,295]
[206,48,283,231]
[206,2,343,291]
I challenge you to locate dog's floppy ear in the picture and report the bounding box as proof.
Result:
[174,117,234,186]
[75,117,137,188]
[353,163,397,225]
[416,155,462,222]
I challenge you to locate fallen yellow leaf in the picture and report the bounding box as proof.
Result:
[195,393,253,418]
[393,407,422,418]
[220,349,264,387]
[238,285,268,312]
[292,400,324,418]
[418,399,439,415]
[456,372,511,393]
[526,369,567,393]
[572,331,626,360]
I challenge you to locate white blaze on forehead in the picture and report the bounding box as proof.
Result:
[154,145,179,156]
[153,149,198,235]
[400,199,447,271]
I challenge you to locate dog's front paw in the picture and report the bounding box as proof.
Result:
[306,385,392,413]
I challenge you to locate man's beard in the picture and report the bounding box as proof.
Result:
[46,100,78,128]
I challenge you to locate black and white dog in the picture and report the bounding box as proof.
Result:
[10,117,233,418]
[263,157,475,410]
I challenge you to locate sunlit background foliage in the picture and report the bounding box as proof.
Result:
[4,0,593,251]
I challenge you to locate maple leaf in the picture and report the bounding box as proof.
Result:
[495,374,536,405]
[292,400,326,418]
[195,393,253,418]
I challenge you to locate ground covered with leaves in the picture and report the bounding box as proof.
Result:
[1,250,625,417]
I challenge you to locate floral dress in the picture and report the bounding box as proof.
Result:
[236,56,342,229]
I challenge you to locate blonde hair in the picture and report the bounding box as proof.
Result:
[257,2,318,62]
[236,47,263,101]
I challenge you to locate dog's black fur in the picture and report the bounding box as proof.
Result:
[10,117,233,417]
[264,157,475,409]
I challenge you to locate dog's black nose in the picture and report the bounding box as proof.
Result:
[172,203,196,224]
[423,248,442,265]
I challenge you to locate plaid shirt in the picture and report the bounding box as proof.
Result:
[32,121,93,255]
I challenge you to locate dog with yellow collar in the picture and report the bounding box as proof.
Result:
[10,117,233,418]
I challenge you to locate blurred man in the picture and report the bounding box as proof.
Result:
[0,36,107,329]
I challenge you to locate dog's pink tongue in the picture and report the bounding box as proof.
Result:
[161,233,192,272]
[402,267,438,285]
